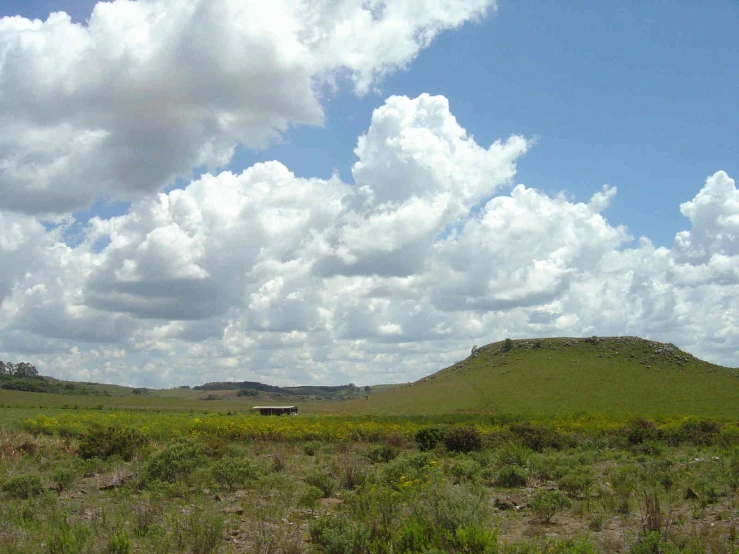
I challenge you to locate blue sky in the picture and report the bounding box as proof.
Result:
[0,1,737,386]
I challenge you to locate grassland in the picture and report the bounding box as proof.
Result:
[0,336,738,553]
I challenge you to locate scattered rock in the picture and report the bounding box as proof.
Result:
[221,506,244,515]
[685,487,700,500]
[214,494,223,502]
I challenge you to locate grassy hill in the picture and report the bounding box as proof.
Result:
[327,337,739,418]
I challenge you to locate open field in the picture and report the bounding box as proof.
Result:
[0,405,738,553]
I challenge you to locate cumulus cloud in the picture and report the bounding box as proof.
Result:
[0,0,494,214]
[0,94,737,386]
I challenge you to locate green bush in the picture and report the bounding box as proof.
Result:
[415,427,446,452]
[309,516,369,554]
[508,422,565,452]
[2,474,44,499]
[497,442,532,467]
[496,466,529,488]
[528,489,572,523]
[630,532,679,554]
[557,471,595,497]
[625,418,659,445]
[140,440,208,485]
[106,530,131,554]
[450,457,482,484]
[305,470,335,498]
[365,444,398,464]
[77,426,146,461]
[298,485,323,510]
[453,524,499,554]
[187,508,223,554]
[210,456,258,491]
[444,426,483,453]
[303,441,321,456]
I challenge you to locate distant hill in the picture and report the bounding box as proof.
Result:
[332,337,739,418]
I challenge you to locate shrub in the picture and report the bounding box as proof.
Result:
[529,489,572,523]
[501,338,514,353]
[422,483,490,533]
[453,524,499,554]
[677,419,721,446]
[630,532,679,554]
[309,516,370,554]
[508,422,564,452]
[298,485,323,510]
[306,470,335,497]
[140,440,208,485]
[450,457,482,484]
[625,418,659,445]
[106,530,131,554]
[303,441,321,456]
[210,456,258,491]
[496,466,529,488]
[415,427,446,452]
[188,508,223,554]
[557,471,595,497]
[497,442,532,467]
[365,444,398,464]
[77,426,146,461]
[236,388,258,397]
[444,426,483,453]
[2,474,44,499]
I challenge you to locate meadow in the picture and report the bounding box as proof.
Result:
[1,402,738,553]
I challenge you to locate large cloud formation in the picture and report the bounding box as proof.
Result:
[0,0,492,213]
[0,92,737,386]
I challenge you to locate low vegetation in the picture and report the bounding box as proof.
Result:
[0,408,738,553]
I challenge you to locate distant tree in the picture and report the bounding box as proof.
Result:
[13,362,38,378]
[364,386,371,392]
[0,360,38,378]
[501,338,514,353]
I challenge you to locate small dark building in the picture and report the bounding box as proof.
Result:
[251,405,298,416]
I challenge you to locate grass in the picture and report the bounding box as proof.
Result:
[0,408,738,553]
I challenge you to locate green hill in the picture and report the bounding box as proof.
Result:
[331,337,739,418]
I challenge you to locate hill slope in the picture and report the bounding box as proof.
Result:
[333,337,739,417]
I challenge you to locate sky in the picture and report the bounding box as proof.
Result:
[0,0,737,387]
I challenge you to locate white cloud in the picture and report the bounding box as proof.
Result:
[0,0,494,214]
[0,94,737,386]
